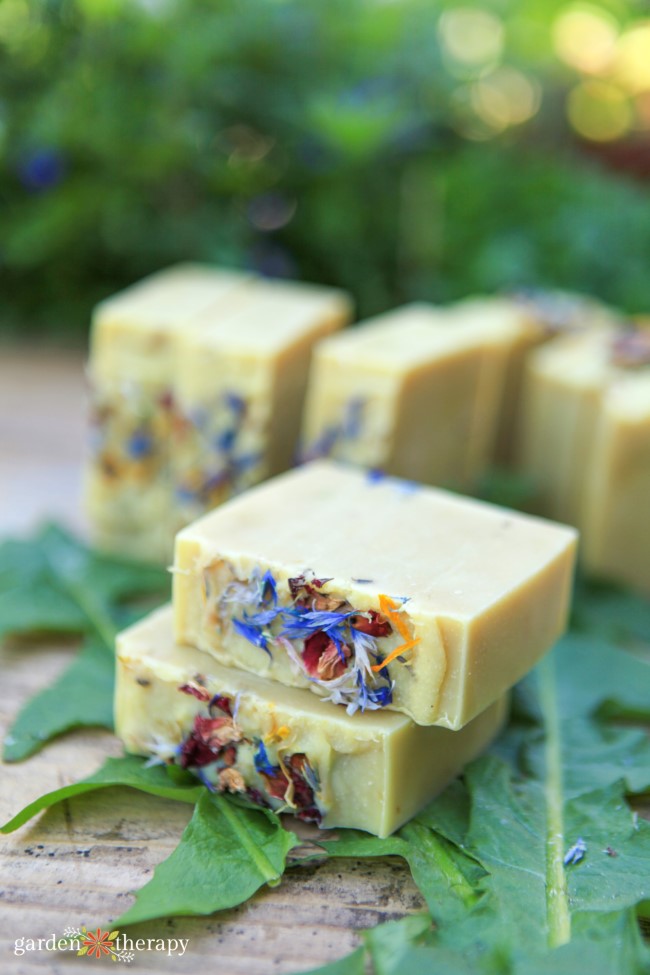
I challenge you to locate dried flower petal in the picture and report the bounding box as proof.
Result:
[218,768,246,793]
[317,640,352,680]
[209,694,233,716]
[179,683,211,702]
[350,610,392,637]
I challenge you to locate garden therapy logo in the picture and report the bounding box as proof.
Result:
[67,927,132,962]
[13,926,190,960]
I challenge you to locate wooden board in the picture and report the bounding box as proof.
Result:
[0,348,424,973]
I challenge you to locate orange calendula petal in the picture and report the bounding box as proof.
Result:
[371,637,420,672]
[378,593,412,642]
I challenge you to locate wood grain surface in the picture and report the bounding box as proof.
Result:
[0,348,424,974]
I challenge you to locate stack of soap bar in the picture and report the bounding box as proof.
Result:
[86,264,251,563]
[115,605,508,837]
[448,291,618,465]
[173,461,577,728]
[172,279,351,530]
[300,303,512,491]
[519,324,650,593]
[86,265,351,563]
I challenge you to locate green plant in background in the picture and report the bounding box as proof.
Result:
[1,0,650,339]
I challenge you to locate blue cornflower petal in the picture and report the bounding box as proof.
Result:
[175,486,197,503]
[367,683,393,707]
[243,607,284,627]
[280,609,356,640]
[254,740,277,775]
[215,428,237,452]
[225,392,246,415]
[126,430,153,459]
[261,569,278,605]
[232,451,261,473]
[366,468,386,484]
[342,397,365,438]
[232,617,269,652]
[355,669,393,711]
[329,627,347,663]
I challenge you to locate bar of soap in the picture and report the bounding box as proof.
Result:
[115,605,508,836]
[448,291,618,466]
[300,303,509,491]
[86,264,252,562]
[173,461,577,728]
[583,374,650,593]
[85,266,351,562]
[521,325,650,592]
[172,278,351,528]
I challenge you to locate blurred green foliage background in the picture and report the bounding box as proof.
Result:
[2,0,650,338]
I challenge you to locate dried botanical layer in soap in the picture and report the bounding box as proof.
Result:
[300,303,508,491]
[86,265,252,562]
[173,461,577,728]
[85,265,351,562]
[520,324,650,593]
[171,279,351,528]
[115,605,508,836]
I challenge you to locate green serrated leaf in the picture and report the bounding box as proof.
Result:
[573,577,650,651]
[521,719,650,799]
[3,638,115,761]
[113,792,300,926]
[0,581,87,642]
[322,639,650,972]
[0,523,169,758]
[516,635,650,723]
[1,755,205,833]
[0,523,169,651]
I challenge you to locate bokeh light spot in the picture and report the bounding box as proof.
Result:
[553,5,618,74]
[248,194,297,232]
[473,67,541,130]
[438,7,504,68]
[614,22,650,93]
[567,80,632,141]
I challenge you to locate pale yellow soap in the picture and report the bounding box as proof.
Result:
[173,461,577,728]
[583,376,650,593]
[85,266,351,563]
[116,605,508,837]
[520,325,650,592]
[448,292,618,466]
[300,303,508,491]
[85,264,253,562]
[172,278,351,527]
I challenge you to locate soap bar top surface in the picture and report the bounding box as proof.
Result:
[181,277,352,358]
[174,461,576,727]
[176,461,575,619]
[116,605,508,836]
[528,324,650,390]
[90,263,253,383]
[312,303,491,371]
[93,263,251,334]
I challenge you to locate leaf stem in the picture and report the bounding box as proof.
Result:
[60,576,118,650]
[42,540,117,650]
[214,795,283,885]
[537,653,571,948]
